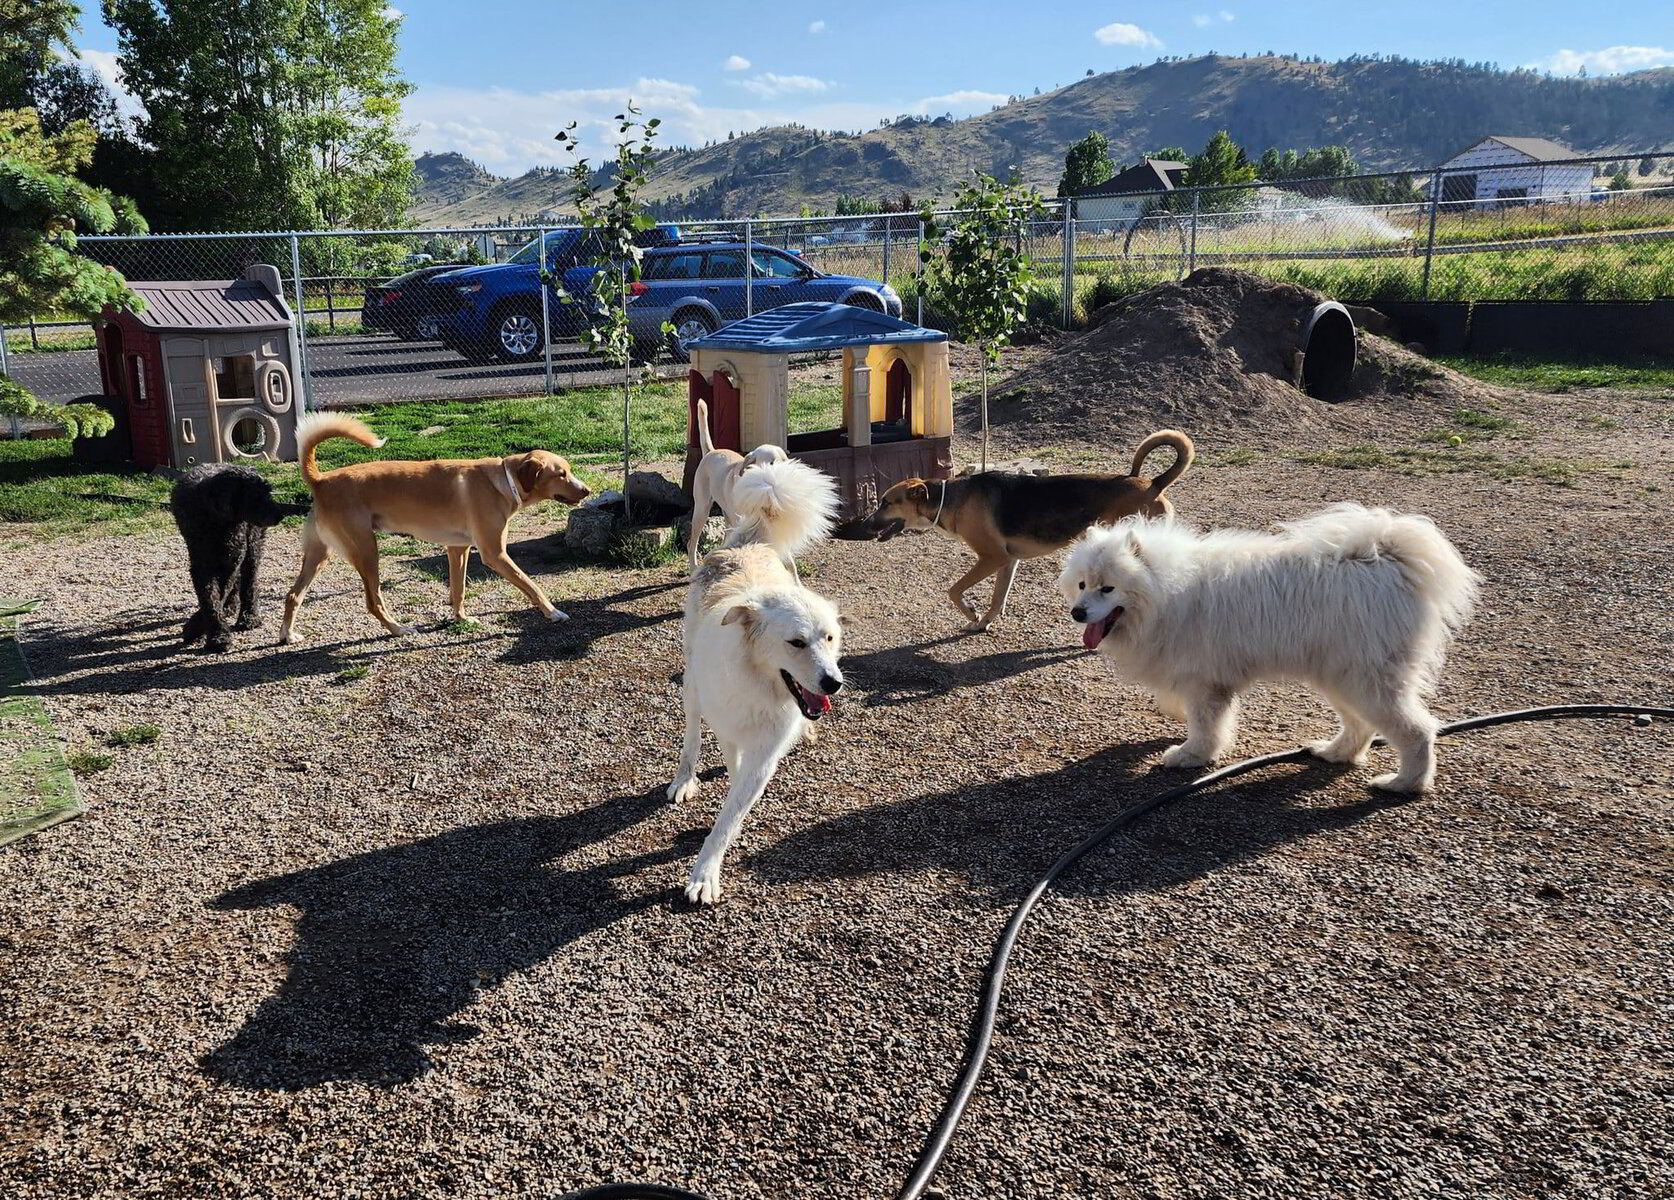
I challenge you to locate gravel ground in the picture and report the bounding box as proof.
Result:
[2,385,1671,1200]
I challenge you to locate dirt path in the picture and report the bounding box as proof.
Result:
[2,386,1670,1199]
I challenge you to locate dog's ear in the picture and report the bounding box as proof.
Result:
[516,457,542,494]
[905,480,929,502]
[1124,531,1148,566]
[720,603,757,629]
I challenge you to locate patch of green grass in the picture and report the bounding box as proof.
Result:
[6,330,98,354]
[1294,442,1627,487]
[332,664,370,685]
[1417,407,1519,445]
[67,750,114,777]
[1204,448,1259,467]
[2,605,82,845]
[440,617,482,633]
[1437,354,1674,393]
[107,722,161,748]
[609,529,683,569]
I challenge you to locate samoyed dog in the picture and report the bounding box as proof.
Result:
[669,458,843,904]
[1058,503,1480,792]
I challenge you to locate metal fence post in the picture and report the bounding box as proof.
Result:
[1421,168,1442,301]
[288,234,313,415]
[916,219,925,326]
[1060,203,1075,329]
[744,218,753,317]
[0,320,10,380]
[538,228,554,396]
[1188,190,1200,275]
[882,218,891,285]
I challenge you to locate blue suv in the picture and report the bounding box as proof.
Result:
[430,226,679,362]
[565,242,902,362]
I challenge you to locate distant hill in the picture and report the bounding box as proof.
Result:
[412,54,1674,223]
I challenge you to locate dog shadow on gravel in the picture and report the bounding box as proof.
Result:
[749,740,1410,902]
[26,605,501,696]
[841,634,1085,708]
[201,784,697,1091]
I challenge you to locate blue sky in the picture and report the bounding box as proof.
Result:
[71,1,1674,175]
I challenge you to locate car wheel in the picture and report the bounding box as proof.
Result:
[668,309,715,363]
[492,304,544,361]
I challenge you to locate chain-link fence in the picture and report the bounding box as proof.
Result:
[5,151,1670,410]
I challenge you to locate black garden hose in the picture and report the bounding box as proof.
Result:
[562,703,1674,1200]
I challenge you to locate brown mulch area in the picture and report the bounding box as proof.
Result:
[1,381,1670,1199]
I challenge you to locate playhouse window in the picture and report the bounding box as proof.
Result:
[213,355,257,399]
[886,359,913,425]
[126,355,148,405]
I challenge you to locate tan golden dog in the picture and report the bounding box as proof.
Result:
[864,430,1193,631]
[279,413,589,643]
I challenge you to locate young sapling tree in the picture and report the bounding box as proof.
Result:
[919,172,1043,470]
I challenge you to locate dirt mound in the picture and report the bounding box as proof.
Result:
[982,268,1504,447]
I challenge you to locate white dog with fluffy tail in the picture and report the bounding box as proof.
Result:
[669,456,843,905]
[1059,503,1480,793]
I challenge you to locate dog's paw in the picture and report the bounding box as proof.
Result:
[684,867,723,906]
[233,614,264,631]
[1369,772,1427,795]
[1160,743,1214,770]
[666,775,699,804]
[389,623,417,636]
[1307,738,1368,765]
[545,608,569,622]
[204,637,233,654]
[963,619,994,634]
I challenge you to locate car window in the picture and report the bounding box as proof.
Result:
[705,251,747,279]
[646,252,706,281]
[506,239,542,265]
[751,250,807,279]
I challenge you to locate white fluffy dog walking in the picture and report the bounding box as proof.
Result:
[669,458,843,904]
[686,398,790,569]
[1059,503,1480,793]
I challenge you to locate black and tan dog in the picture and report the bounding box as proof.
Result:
[865,430,1193,631]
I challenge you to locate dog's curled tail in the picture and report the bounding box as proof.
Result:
[1294,503,1482,634]
[724,459,839,559]
[1130,429,1194,493]
[696,398,716,457]
[295,413,385,487]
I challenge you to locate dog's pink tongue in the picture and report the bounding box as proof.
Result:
[801,685,833,715]
[1081,620,1104,650]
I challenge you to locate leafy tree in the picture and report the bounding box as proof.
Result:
[555,105,665,517]
[1637,156,1656,177]
[919,171,1044,470]
[1,108,145,328]
[101,0,413,230]
[1057,130,1114,198]
[1609,170,1633,191]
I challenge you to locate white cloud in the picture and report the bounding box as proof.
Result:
[1192,10,1234,26]
[1094,22,1162,49]
[1540,45,1674,75]
[383,5,403,18]
[912,89,1011,115]
[731,72,833,99]
[723,55,751,71]
[809,20,826,34]
[1218,9,1235,21]
[1191,14,1211,26]
[75,48,146,120]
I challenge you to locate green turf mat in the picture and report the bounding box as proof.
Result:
[1,599,82,847]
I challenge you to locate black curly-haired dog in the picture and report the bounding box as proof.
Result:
[169,465,305,652]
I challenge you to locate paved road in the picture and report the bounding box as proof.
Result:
[7,333,682,408]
